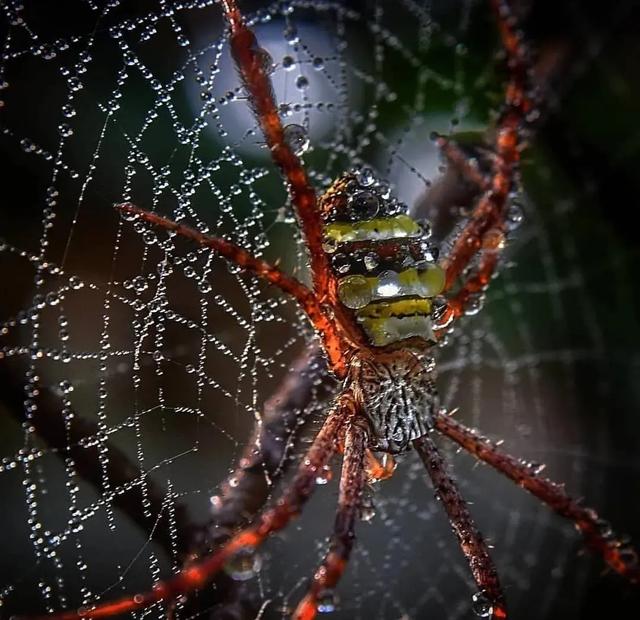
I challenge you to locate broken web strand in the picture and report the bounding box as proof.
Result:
[433,410,640,584]
[23,406,345,620]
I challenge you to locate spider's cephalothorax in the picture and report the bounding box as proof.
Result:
[319,171,445,347]
[351,349,439,453]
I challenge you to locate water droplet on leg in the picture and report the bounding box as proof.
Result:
[224,546,262,581]
[315,464,332,485]
[507,202,524,229]
[254,47,274,75]
[283,123,309,156]
[317,589,338,613]
[471,591,493,618]
[360,499,376,522]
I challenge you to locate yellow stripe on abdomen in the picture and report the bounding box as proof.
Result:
[324,214,421,243]
[359,315,435,347]
[356,298,433,319]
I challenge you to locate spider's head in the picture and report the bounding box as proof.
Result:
[319,169,444,348]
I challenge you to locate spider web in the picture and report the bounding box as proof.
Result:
[1,1,639,619]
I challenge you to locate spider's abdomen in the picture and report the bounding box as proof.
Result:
[320,171,445,347]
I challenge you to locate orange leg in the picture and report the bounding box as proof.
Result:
[294,421,368,620]
[208,348,333,541]
[414,433,507,619]
[190,348,334,619]
[434,411,640,584]
[116,203,349,376]
[27,405,347,620]
[438,0,533,295]
[220,0,332,303]
[433,132,491,191]
[435,230,502,329]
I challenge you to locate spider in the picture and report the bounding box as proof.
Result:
[24,0,639,619]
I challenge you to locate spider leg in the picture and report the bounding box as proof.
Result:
[434,233,502,330]
[117,202,313,308]
[439,0,533,293]
[176,349,333,619]
[433,133,491,192]
[207,348,335,543]
[220,0,332,301]
[117,203,348,374]
[293,420,368,620]
[434,410,640,583]
[28,403,347,620]
[414,433,507,620]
